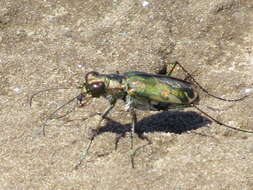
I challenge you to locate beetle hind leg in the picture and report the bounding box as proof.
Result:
[158,60,178,76]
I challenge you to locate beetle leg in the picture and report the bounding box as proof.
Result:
[130,109,137,149]
[128,109,153,168]
[183,69,200,83]
[166,61,178,76]
[163,60,198,82]
[130,133,152,169]
[88,103,115,140]
[158,60,178,76]
[74,102,115,169]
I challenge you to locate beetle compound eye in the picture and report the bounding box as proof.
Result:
[89,82,105,97]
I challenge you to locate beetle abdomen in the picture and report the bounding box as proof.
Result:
[124,72,199,106]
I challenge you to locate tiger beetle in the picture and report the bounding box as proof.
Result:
[30,61,253,169]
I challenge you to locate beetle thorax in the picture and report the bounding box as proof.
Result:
[85,72,126,99]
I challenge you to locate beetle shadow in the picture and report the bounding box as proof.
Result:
[98,110,211,136]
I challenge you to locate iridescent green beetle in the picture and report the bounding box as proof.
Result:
[30,61,252,169]
[82,70,199,111]
[73,61,251,169]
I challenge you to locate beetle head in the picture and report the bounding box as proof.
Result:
[79,71,106,98]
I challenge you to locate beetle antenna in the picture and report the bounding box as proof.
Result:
[193,104,253,133]
[175,61,248,102]
[42,95,80,136]
[29,87,71,107]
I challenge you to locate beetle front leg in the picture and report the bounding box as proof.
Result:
[88,103,115,140]
[74,102,115,170]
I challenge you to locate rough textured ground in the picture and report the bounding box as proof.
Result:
[1,0,253,189]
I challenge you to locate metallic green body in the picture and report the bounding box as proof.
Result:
[124,72,197,105]
[83,71,199,111]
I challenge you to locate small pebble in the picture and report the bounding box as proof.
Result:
[240,88,253,94]
[142,1,150,7]
[13,87,21,93]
